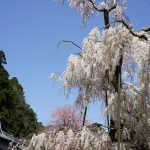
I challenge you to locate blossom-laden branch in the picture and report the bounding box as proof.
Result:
[100,20,149,41]
[60,0,118,25]
[118,20,149,41]
[87,122,114,130]
[28,126,112,150]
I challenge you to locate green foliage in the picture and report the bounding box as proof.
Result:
[0,50,7,65]
[0,50,43,138]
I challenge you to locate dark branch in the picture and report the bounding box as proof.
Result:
[141,27,150,32]
[87,122,115,130]
[58,40,82,50]
[118,20,148,41]
[101,20,149,41]
[88,0,117,13]
[108,4,117,12]
[88,0,104,12]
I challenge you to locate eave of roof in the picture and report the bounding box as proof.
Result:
[0,133,11,141]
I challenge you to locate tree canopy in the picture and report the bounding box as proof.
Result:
[50,104,89,129]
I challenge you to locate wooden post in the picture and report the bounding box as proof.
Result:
[105,89,109,132]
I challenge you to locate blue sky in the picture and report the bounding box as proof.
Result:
[0,0,149,125]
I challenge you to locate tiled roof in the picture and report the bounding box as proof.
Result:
[0,131,18,143]
[0,132,11,141]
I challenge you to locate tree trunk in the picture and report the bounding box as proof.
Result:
[104,10,110,29]
[117,72,121,150]
[82,106,87,126]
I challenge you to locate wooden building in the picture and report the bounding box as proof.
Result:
[0,121,25,150]
[0,132,11,150]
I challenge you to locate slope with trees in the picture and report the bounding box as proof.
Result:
[0,50,43,138]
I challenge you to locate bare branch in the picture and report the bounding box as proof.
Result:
[58,40,82,50]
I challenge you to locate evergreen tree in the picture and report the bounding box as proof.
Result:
[0,50,43,138]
